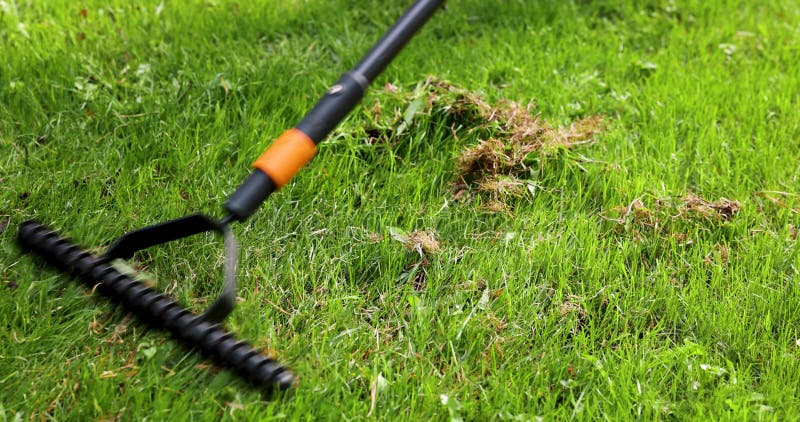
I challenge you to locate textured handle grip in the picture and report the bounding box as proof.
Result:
[17,220,294,392]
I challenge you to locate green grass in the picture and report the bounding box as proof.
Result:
[2,0,799,419]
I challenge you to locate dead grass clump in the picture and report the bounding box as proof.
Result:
[374,76,606,156]
[479,199,512,215]
[455,104,604,185]
[680,192,740,221]
[559,301,586,317]
[476,175,526,198]
[405,230,441,254]
[601,192,742,238]
[360,76,606,209]
[445,81,605,203]
[390,227,441,255]
[558,294,589,334]
[458,138,513,176]
[388,226,440,291]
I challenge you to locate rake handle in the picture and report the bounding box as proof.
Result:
[224,0,444,221]
[18,220,294,392]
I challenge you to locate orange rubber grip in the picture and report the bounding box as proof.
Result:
[252,128,317,188]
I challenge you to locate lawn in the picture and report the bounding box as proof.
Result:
[2,0,799,419]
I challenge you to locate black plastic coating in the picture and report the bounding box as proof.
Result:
[296,0,444,143]
[295,72,366,143]
[223,169,277,221]
[352,0,444,83]
[17,220,294,392]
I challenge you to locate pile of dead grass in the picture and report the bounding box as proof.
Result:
[423,78,606,199]
[455,109,603,179]
[601,192,742,240]
[361,77,605,211]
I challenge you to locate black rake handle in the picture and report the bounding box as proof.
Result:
[223,0,445,221]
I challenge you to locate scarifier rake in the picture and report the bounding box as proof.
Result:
[17,0,444,393]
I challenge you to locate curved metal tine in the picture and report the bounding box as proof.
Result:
[200,224,239,324]
[102,213,238,323]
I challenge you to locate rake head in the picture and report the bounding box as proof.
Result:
[18,220,295,392]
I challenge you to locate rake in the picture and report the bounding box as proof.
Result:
[17,0,444,393]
